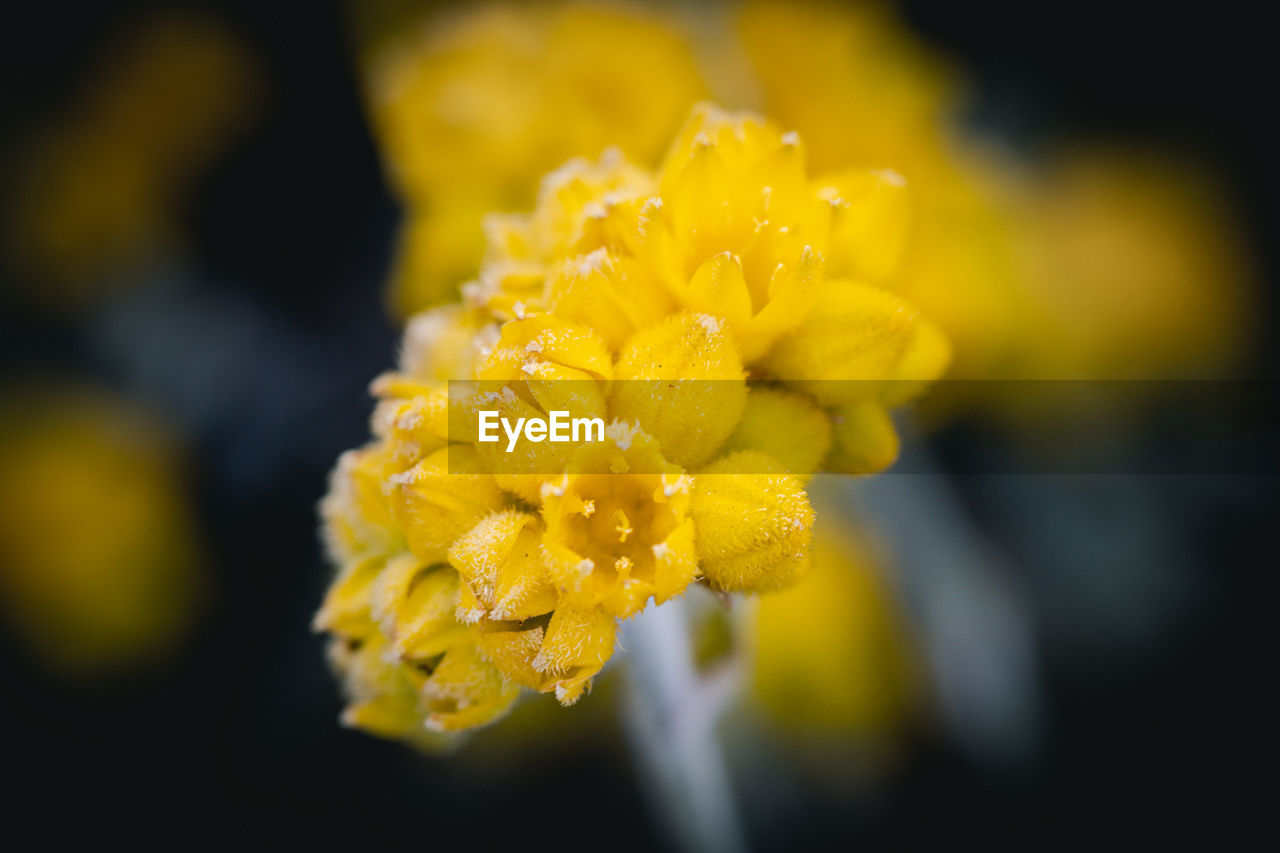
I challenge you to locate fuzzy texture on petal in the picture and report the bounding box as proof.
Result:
[691,450,814,592]
[819,168,913,283]
[722,387,832,477]
[763,280,920,406]
[612,311,747,468]
[391,445,506,565]
[448,510,556,624]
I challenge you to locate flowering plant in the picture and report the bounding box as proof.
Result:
[317,104,947,738]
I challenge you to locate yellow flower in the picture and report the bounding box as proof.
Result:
[357,2,708,315]
[751,521,921,745]
[318,441,521,735]
[0,392,203,674]
[471,105,946,456]
[538,429,697,620]
[1013,148,1254,381]
[317,105,947,742]
[691,451,815,593]
[326,629,519,739]
[4,12,259,302]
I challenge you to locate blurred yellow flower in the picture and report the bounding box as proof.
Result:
[362,0,1255,392]
[359,1,708,316]
[318,106,947,741]
[738,0,1255,387]
[1013,148,1253,380]
[736,0,1036,383]
[751,521,921,752]
[4,12,259,304]
[0,392,203,674]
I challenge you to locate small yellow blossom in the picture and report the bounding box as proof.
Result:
[318,453,522,735]
[539,431,698,619]
[691,451,815,593]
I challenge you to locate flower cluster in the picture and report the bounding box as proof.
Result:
[317,105,948,739]
[365,0,1254,392]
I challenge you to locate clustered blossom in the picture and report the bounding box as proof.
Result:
[317,105,949,739]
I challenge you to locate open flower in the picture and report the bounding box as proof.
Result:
[317,105,947,742]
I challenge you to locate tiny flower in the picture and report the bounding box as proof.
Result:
[449,510,557,623]
[390,445,507,565]
[539,429,698,620]
[690,450,815,593]
[826,402,901,476]
[762,281,921,407]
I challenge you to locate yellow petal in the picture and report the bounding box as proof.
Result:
[391,445,506,565]
[545,250,674,351]
[650,517,699,604]
[827,402,900,475]
[739,243,823,362]
[463,385,569,503]
[819,169,913,283]
[880,317,951,407]
[691,450,814,593]
[328,634,426,740]
[448,510,555,622]
[612,311,747,468]
[476,621,550,691]
[763,280,918,406]
[320,446,404,565]
[313,553,383,639]
[400,305,493,380]
[533,604,617,705]
[368,555,467,661]
[683,251,753,333]
[421,639,521,732]
[722,387,832,477]
[369,388,451,467]
[476,315,613,381]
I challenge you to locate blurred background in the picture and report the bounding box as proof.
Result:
[1,0,1275,847]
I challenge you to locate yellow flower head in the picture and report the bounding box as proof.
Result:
[317,105,947,742]
[751,520,921,748]
[1014,148,1254,380]
[469,103,947,452]
[738,0,1256,389]
[0,392,203,674]
[5,12,259,302]
[359,2,708,315]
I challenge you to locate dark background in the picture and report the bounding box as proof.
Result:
[1,1,1274,847]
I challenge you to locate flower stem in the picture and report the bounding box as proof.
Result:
[620,596,747,853]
